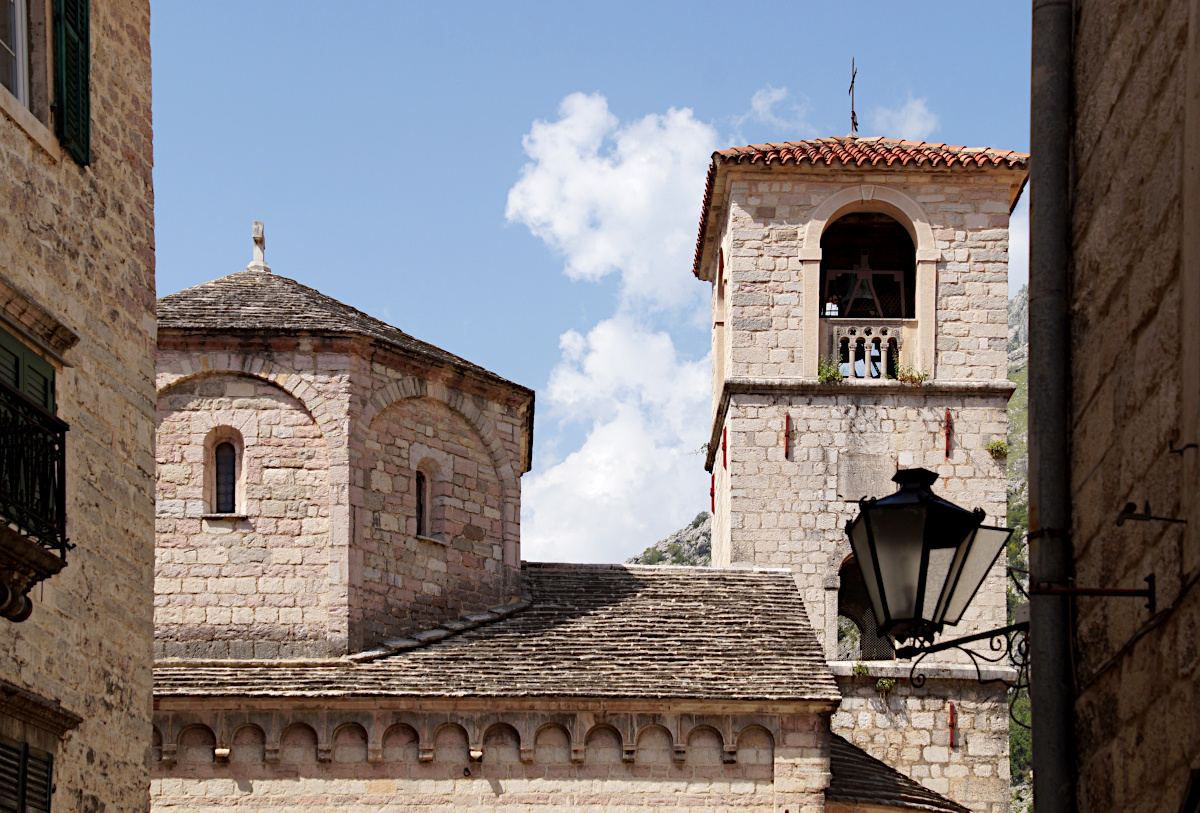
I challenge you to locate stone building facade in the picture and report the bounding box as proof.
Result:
[0,1,157,811]
[693,138,1028,813]
[149,253,973,813]
[154,266,533,658]
[1053,1,1200,810]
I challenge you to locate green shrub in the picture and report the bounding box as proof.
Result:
[986,439,1009,459]
[818,354,845,384]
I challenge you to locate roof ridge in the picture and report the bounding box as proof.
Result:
[346,593,535,664]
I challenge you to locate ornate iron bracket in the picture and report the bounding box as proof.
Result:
[894,622,1031,728]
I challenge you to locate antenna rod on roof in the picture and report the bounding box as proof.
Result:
[849,58,858,137]
[248,220,270,273]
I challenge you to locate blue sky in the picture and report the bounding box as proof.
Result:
[151,1,1032,562]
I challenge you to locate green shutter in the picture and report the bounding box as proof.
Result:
[53,0,89,166]
[0,328,56,412]
[0,736,54,813]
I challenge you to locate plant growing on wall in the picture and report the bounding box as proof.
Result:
[875,677,896,698]
[987,439,1009,459]
[818,354,845,384]
[889,364,929,385]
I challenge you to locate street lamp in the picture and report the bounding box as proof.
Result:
[845,468,1012,644]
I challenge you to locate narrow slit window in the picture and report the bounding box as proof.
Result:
[214,442,237,514]
[415,471,428,537]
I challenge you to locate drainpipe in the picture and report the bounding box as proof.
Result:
[1029,0,1076,810]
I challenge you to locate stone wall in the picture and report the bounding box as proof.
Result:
[155,373,333,658]
[832,673,1009,813]
[710,168,1022,403]
[714,388,1010,648]
[150,701,829,812]
[0,1,156,811]
[155,342,529,656]
[358,394,508,642]
[1068,1,1200,811]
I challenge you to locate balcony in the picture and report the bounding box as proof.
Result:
[0,377,68,622]
[821,318,918,379]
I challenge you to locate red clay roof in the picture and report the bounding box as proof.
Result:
[692,136,1030,277]
[712,136,1029,171]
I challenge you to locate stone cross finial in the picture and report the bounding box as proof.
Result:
[248,220,270,272]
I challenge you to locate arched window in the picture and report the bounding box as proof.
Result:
[819,212,916,319]
[415,470,428,537]
[837,558,895,660]
[215,442,237,513]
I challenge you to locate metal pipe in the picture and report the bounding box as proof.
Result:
[1029,0,1076,809]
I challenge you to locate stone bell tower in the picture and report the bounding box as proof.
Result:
[692,137,1028,813]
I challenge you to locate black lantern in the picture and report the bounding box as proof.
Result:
[845,467,1012,643]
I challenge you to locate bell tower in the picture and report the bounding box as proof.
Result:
[693,137,1028,812]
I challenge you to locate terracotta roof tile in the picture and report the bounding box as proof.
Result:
[691,136,1030,277]
[828,734,971,813]
[154,563,841,702]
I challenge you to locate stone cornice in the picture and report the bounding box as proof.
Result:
[0,274,80,366]
[706,377,1018,471]
[0,678,82,738]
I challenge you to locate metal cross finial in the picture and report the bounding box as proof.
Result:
[248,220,270,272]
[849,58,858,137]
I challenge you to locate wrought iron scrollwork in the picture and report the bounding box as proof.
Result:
[0,377,69,557]
[896,622,1031,728]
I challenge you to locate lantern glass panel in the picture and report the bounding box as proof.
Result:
[873,506,926,622]
[848,516,886,627]
[922,546,957,622]
[939,525,1011,625]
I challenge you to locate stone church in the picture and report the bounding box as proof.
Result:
[148,135,1024,813]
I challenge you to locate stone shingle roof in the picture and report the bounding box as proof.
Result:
[828,734,970,813]
[154,563,841,701]
[158,269,531,396]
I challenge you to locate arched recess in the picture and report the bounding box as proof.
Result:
[799,185,939,378]
[355,376,521,567]
[156,355,352,654]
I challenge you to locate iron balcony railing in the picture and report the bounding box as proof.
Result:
[0,377,68,558]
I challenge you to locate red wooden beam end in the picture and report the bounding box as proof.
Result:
[722,427,727,470]
[784,413,791,460]
[710,474,715,513]
[944,409,953,459]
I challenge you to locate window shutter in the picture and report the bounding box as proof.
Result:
[0,329,56,412]
[0,737,53,813]
[53,0,89,166]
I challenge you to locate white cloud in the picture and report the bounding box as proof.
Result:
[505,92,719,310]
[521,316,711,563]
[1009,193,1029,297]
[869,96,940,141]
[730,85,814,143]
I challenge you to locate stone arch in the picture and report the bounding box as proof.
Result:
[686,726,724,766]
[736,726,775,765]
[230,724,266,764]
[802,184,936,256]
[279,723,318,764]
[533,723,570,764]
[356,376,520,564]
[357,377,518,489]
[482,723,521,764]
[433,723,470,763]
[382,723,419,762]
[584,724,623,765]
[178,724,216,764]
[332,722,369,763]
[635,724,673,765]
[156,355,343,457]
